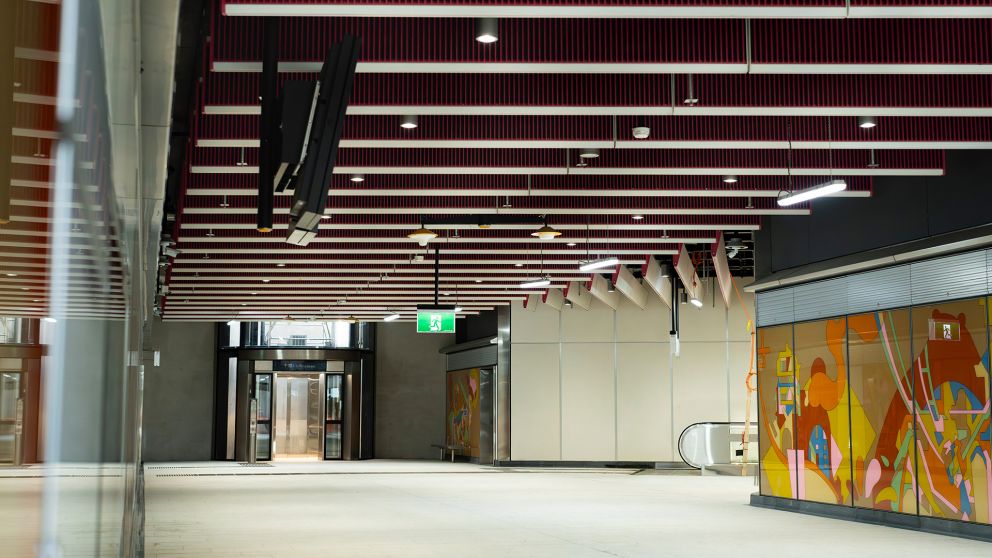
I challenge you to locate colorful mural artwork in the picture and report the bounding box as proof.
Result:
[795,318,851,506]
[759,297,992,526]
[849,310,917,514]
[911,300,990,524]
[758,325,796,499]
[446,368,481,458]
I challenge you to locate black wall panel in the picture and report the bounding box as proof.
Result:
[757,151,992,278]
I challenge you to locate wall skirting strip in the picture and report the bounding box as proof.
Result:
[750,493,992,543]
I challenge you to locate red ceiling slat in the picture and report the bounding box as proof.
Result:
[197,114,992,143]
[212,17,748,63]
[204,73,992,110]
[751,19,992,65]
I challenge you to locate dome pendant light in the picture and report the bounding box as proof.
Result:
[407,223,438,246]
[476,18,499,44]
[400,114,418,129]
[531,217,561,240]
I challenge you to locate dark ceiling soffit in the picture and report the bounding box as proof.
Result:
[745,223,992,293]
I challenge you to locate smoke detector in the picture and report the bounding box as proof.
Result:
[632,126,650,140]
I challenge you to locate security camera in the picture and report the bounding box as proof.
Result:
[726,237,746,259]
[632,126,650,140]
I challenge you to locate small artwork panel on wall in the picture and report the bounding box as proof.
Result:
[447,368,481,459]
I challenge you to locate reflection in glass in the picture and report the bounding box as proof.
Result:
[326,375,342,421]
[325,424,342,459]
[256,423,271,461]
[0,372,21,463]
[255,375,272,422]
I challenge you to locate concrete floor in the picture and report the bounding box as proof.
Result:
[143,460,992,558]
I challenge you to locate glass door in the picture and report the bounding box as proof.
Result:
[253,374,272,461]
[325,374,343,459]
[273,374,323,461]
[0,372,21,464]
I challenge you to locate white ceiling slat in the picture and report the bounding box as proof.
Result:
[196,137,992,151]
[211,60,992,75]
[179,223,760,231]
[190,165,942,177]
[177,248,678,256]
[222,3,992,18]
[175,235,716,244]
[182,187,868,201]
[181,207,809,217]
[204,104,992,118]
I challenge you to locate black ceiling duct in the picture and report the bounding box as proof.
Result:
[271,35,361,246]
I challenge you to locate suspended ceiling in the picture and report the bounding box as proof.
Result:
[160,0,992,321]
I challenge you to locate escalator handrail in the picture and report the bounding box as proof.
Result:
[677,421,756,469]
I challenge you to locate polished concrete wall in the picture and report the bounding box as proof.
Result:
[510,278,755,462]
[374,322,454,459]
[143,321,216,462]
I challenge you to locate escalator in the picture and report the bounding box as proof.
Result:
[678,422,757,474]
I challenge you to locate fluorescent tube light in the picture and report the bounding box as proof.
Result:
[520,277,551,289]
[384,312,400,322]
[579,257,619,272]
[777,179,847,207]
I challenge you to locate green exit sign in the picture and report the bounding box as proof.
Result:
[417,311,456,333]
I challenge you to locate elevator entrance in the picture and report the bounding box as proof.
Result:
[272,374,323,461]
[230,348,372,462]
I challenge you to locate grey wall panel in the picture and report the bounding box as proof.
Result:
[756,288,794,327]
[847,264,912,315]
[446,345,497,371]
[910,250,989,306]
[793,277,848,322]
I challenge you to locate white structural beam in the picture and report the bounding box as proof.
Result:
[642,256,674,310]
[564,280,593,310]
[612,265,648,310]
[522,294,540,312]
[542,288,565,311]
[587,273,620,310]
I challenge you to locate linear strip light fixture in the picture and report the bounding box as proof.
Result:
[384,311,401,321]
[776,179,847,207]
[579,257,620,271]
[520,277,551,289]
